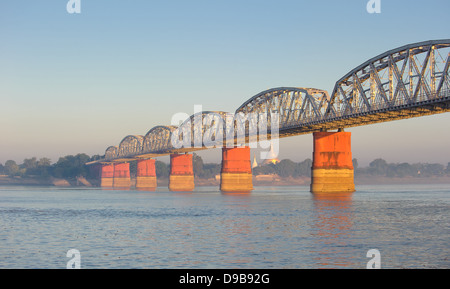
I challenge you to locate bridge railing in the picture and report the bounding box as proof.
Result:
[328,88,450,118]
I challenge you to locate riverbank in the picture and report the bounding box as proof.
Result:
[2,174,450,188]
[0,175,98,187]
[355,175,450,185]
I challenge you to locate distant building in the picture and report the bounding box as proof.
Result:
[252,156,258,168]
[262,144,280,165]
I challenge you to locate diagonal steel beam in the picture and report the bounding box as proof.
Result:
[412,47,432,101]
[339,85,354,116]
[306,92,322,120]
[390,52,410,104]
[369,63,391,108]
[353,73,372,111]
[436,52,450,95]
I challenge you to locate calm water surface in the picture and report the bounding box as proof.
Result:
[0,184,449,269]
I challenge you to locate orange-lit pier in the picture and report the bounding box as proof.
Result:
[100,163,114,187]
[310,131,355,194]
[220,146,253,193]
[136,159,157,191]
[168,153,195,192]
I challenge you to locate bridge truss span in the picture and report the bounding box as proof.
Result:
[104,146,119,161]
[324,39,450,129]
[87,39,450,165]
[235,87,331,139]
[142,125,178,156]
[172,111,230,152]
[117,135,144,159]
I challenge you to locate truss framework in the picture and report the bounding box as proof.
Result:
[94,39,450,164]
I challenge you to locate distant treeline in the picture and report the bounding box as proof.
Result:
[0,154,102,179]
[253,158,450,178]
[1,154,450,180]
[353,158,450,178]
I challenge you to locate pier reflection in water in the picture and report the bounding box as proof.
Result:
[311,192,355,268]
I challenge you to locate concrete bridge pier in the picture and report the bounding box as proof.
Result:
[169,153,195,191]
[220,146,253,193]
[310,131,355,194]
[113,162,131,189]
[100,163,115,187]
[136,159,157,191]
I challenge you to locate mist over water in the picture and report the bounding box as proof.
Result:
[0,185,449,269]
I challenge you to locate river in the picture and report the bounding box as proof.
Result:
[0,184,448,269]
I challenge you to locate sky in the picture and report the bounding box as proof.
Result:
[0,0,449,166]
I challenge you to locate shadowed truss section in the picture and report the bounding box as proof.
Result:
[142,126,177,155]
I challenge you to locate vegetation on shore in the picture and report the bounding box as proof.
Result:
[1,153,450,184]
[252,158,450,179]
[0,154,101,180]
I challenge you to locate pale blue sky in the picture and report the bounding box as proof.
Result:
[0,0,449,166]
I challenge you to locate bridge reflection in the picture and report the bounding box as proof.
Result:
[311,192,354,268]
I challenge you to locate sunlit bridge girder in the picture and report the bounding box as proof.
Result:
[324,39,450,127]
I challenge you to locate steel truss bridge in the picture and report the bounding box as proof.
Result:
[88,39,450,164]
